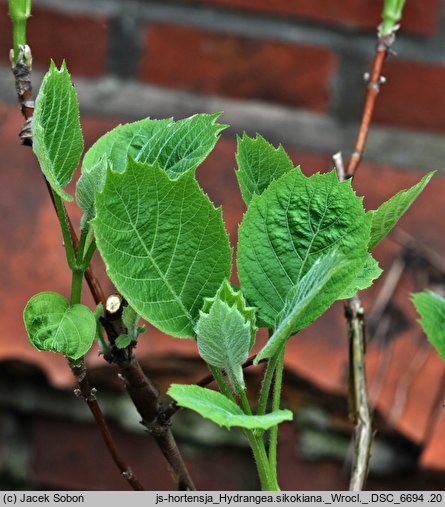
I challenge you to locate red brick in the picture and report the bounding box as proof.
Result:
[374,60,445,132]
[140,24,337,111]
[177,0,439,36]
[0,5,108,77]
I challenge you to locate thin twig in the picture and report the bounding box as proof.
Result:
[12,45,195,491]
[333,27,398,491]
[69,359,144,490]
[334,154,373,490]
[346,32,395,178]
[345,296,372,491]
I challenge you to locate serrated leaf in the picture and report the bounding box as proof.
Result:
[201,279,257,348]
[77,114,226,220]
[23,292,95,360]
[255,251,344,363]
[168,384,293,429]
[32,61,84,201]
[369,172,434,249]
[412,291,445,360]
[338,254,383,300]
[237,170,371,328]
[196,299,251,389]
[235,133,295,206]
[93,159,232,338]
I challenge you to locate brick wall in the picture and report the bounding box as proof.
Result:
[1,0,445,491]
[1,0,445,170]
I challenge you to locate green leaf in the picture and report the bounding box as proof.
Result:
[93,159,232,338]
[75,155,108,224]
[168,384,293,430]
[115,334,133,349]
[78,113,226,220]
[235,134,295,206]
[23,292,96,360]
[237,170,371,328]
[255,251,344,363]
[412,291,445,360]
[32,61,84,201]
[196,299,251,389]
[369,172,434,250]
[122,305,142,341]
[201,279,257,348]
[338,254,383,300]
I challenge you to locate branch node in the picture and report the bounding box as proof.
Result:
[145,418,170,436]
[122,469,134,480]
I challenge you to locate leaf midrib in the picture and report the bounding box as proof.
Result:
[112,174,193,324]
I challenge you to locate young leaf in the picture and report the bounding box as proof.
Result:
[196,299,251,390]
[237,170,371,328]
[93,159,232,338]
[168,384,293,430]
[255,251,344,363]
[412,291,445,360]
[77,114,226,221]
[115,334,133,349]
[201,279,257,348]
[75,155,108,224]
[23,292,96,360]
[338,254,383,300]
[122,305,143,342]
[235,134,295,206]
[32,61,84,201]
[369,172,434,250]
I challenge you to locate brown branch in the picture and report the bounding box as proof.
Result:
[346,32,395,178]
[334,155,374,491]
[345,296,372,491]
[69,358,144,490]
[12,45,195,491]
[101,297,196,491]
[332,27,399,491]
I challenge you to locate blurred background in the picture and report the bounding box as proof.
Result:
[1,0,445,491]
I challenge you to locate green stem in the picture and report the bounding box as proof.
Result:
[52,191,76,270]
[70,269,84,305]
[8,0,31,62]
[76,227,89,265]
[268,346,285,480]
[208,365,278,490]
[245,432,278,491]
[82,238,97,270]
[208,365,235,402]
[257,356,278,416]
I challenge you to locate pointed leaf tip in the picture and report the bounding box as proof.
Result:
[32,61,83,201]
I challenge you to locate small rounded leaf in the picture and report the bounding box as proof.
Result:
[23,292,96,360]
